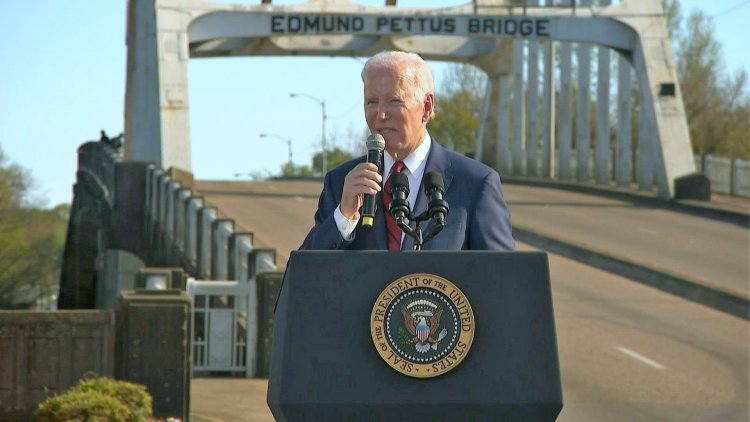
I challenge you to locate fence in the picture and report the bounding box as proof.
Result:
[144,165,281,377]
[695,155,750,198]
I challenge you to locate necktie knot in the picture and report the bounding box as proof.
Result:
[391,160,406,175]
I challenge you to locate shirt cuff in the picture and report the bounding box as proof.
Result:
[334,206,358,241]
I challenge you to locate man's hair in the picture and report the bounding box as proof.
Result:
[361,50,435,119]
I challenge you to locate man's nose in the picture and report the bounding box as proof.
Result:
[377,105,388,120]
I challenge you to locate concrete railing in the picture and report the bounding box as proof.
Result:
[145,165,278,281]
[0,310,115,419]
[144,165,279,377]
[695,155,750,198]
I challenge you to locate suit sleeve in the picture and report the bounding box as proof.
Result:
[469,171,516,251]
[299,172,353,250]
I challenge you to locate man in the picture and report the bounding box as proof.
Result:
[300,51,515,251]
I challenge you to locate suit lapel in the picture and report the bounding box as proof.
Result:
[402,138,454,250]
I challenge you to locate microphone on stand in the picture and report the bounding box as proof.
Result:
[389,172,411,225]
[361,133,385,228]
[423,172,449,226]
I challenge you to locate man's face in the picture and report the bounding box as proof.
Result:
[363,64,433,159]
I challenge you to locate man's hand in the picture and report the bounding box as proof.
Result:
[340,162,382,220]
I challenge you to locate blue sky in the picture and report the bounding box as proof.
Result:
[0,0,747,207]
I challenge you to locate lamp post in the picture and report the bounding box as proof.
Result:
[289,93,327,175]
[259,133,293,167]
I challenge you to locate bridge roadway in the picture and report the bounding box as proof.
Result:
[189,179,750,422]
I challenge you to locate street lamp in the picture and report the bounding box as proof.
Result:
[259,133,293,166]
[289,92,327,175]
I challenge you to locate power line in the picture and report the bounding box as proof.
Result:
[711,0,750,18]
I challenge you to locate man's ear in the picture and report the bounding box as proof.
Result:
[422,92,435,123]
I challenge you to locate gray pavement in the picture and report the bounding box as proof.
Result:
[190,179,750,421]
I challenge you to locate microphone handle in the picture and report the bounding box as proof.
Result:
[361,149,383,228]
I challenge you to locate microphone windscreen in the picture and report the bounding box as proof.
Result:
[366,133,385,152]
[391,172,409,193]
[424,171,444,192]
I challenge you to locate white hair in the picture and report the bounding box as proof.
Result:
[361,51,435,119]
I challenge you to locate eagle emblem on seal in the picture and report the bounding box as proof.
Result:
[401,299,449,353]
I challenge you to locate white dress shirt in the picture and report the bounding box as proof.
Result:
[334,129,432,241]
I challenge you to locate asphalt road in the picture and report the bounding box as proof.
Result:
[503,183,750,300]
[191,179,749,421]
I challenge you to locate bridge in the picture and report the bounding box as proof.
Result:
[2,0,748,420]
[52,138,748,421]
[192,176,750,422]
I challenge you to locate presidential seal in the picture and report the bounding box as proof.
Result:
[370,273,475,378]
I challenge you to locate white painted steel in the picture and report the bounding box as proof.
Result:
[558,41,573,181]
[512,38,525,175]
[186,197,204,264]
[576,41,591,183]
[199,208,217,279]
[125,0,695,198]
[187,279,255,375]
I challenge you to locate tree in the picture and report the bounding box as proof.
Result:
[280,162,314,177]
[311,148,355,175]
[669,1,750,158]
[0,147,67,309]
[428,63,487,155]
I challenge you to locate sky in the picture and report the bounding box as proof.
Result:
[0,0,748,207]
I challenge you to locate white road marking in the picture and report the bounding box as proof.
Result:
[615,346,666,370]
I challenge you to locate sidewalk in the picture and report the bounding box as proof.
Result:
[190,377,273,422]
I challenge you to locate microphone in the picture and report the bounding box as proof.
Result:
[389,172,411,223]
[423,172,449,226]
[361,133,385,228]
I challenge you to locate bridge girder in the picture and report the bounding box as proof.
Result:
[125,0,694,198]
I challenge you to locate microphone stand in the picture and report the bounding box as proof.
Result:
[395,211,445,251]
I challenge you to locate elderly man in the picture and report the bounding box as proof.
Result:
[300,51,515,251]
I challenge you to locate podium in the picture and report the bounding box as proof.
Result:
[267,251,562,421]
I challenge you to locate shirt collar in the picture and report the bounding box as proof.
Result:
[383,129,431,177]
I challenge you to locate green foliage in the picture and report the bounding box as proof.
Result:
[312,147,355,174]
[0,146,68,309]
[34,390,130,422]
[671,2,750,158]
[428,63,487,155]
[34,377,153,422]
[280,162,314,177]
[74,378,153,420]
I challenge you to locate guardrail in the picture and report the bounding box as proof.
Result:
[696,154,750,198]
[144,165,279,377]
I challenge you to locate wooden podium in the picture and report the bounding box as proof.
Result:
[267,251,562,421]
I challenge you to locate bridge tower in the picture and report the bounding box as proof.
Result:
[125,0,697,198]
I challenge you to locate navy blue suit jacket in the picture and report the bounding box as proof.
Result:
[299,138,515,251]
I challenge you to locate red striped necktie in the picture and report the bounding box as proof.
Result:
[382,161,406,251]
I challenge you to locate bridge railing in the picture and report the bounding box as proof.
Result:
[696,155,750,198]
[144,164,279,377]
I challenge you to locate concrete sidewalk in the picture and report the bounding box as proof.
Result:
[190,378,273,422]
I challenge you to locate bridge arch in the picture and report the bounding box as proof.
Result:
[125,0,695,198]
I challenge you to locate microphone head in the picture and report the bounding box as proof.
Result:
[391,172,410,194]
[366,133,385,152]
[423,171,445,194]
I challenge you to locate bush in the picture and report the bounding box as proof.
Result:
[34,377,153,422]
[33,390,130,421]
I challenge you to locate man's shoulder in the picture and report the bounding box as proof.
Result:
[434,143,500,179]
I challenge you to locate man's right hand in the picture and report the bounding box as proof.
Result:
[339,162,382,220]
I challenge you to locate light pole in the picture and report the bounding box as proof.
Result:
[259,133,293,167]
[289,93,327,175]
